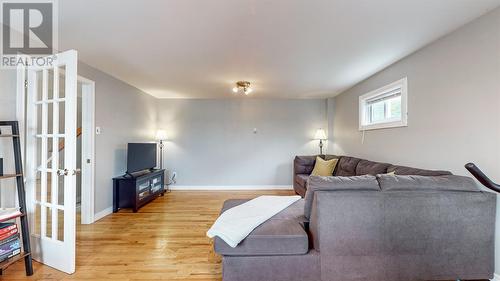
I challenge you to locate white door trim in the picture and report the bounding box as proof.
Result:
[79,76,95,224]
[16,56,27,162]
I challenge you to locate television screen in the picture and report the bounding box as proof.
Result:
[127,143,157,173]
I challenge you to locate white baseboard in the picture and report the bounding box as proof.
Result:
[491,273,500,281]
[169,185,293,191]
[94,206,113,222]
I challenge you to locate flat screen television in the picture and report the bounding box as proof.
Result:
[127,143,157,174]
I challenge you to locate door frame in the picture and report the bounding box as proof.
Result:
[78,75,95,224]
[16,65,97,225]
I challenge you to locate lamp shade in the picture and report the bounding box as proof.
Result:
[314,129,327,140]
[155,130,168,141]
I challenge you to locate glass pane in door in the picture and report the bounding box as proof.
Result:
[45,207,52,239]
[58,65,66,99]
[47,68,54,100]
[33,204,41,236]
[57,209,64,242]
[47,103,53,134]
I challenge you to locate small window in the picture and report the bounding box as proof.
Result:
[359,77,407,130]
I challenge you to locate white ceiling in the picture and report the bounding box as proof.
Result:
[58,0,500,99]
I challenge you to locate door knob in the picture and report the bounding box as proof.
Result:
[57,169,68,176]
[71,169,81,175]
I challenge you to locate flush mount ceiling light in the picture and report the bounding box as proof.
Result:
[232,81,253,95]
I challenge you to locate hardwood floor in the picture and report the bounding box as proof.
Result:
[3,190,488,281]
[3,190,293,281]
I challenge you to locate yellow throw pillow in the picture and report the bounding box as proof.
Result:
[311,157,338,176]
[386,171,396,176]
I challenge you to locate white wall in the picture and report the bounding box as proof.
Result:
[0,70,17,119]
[327,98,335,152]
[0,69,18,207]
[331,7,500,275]
[157,98,327,187]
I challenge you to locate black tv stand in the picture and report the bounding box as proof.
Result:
[124,168,156,178]
[113,169,165,212]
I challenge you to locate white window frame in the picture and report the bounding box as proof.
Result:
[359,77,408,131]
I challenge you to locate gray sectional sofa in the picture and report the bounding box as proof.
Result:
[294,155,453,197]
[213,155,496,281]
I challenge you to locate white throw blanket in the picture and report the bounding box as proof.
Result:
[207,195,301,248]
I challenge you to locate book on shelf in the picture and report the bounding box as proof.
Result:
[0,208,22,221]
[0,223,17,236]
[0,234,19,247]
[0,236,21,262]
[0,228,18,242]
[0,248,21,263]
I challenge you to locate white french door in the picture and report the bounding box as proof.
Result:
[25,50,78,274]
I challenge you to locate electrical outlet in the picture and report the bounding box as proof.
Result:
[171,171,177,183]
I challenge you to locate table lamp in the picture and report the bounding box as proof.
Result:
[314,129,327,156]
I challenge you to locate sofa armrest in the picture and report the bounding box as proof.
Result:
[294,156,317,175]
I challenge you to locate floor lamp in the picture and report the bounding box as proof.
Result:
[155,130,169,191]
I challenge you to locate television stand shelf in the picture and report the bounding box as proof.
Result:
[113,169,165,213]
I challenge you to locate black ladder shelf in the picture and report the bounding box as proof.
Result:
[0,121,33,276]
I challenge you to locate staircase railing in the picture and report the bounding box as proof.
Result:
[465,163,500,193]
[37,127,82,171]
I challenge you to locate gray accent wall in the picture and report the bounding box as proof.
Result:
[331,7,500,274]
[156,98,327,187]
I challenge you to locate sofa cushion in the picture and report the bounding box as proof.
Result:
[377,174,480,192]
[295,174,309,189]
[273,199,307,222]
[323,155,339,161]
[214,219,308,256]
[214,199,308,256]
[294,156,317,174]
[334,156,362,176]
[386,164,452,176]
[311,157,338,176]
[304,175,380,219]
[356,160,391,176]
